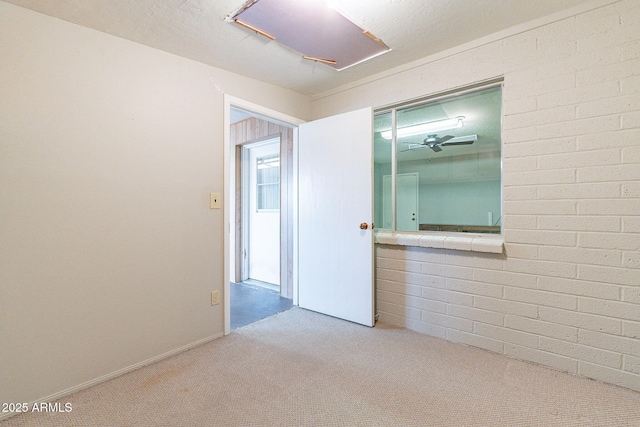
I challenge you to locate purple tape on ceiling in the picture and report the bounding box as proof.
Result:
[233,0,390,70]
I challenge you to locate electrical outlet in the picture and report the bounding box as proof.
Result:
[211,290,220,306]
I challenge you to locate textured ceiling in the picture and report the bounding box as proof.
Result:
[5,0,606,96]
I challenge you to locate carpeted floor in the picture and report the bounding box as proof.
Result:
[3,307,640,426]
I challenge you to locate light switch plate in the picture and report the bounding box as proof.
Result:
[210,193,221,209]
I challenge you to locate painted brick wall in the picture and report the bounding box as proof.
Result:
[312,0,640,391]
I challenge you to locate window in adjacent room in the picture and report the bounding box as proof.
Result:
[256,154,280,211]
[374,83,502,234]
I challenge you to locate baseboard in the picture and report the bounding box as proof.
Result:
[0,333,224,422]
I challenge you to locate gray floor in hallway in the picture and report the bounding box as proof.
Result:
[230,281,293,331]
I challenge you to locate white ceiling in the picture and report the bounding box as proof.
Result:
[6,0,606,96]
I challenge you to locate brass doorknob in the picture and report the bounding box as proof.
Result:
[360,222,369,230]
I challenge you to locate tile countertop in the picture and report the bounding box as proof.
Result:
[374,230,504,254]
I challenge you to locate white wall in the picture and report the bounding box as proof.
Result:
[417,180,501,226]
[397,153,502,226]
[0,2,309,407]
[312,0,640,391]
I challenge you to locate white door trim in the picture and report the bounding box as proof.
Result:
[223,95,304,335]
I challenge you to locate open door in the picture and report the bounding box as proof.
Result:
[245,138,281,287]
[298,107,374,327]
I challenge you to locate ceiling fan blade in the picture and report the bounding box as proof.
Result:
[400,144,428,152]
[430,145,442,152]
[444,134,478,144]
[435,135,454,144]
[440,140,475,146]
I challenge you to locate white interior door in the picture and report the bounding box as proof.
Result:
[247,139,281,285]
[298,107,374,327]
[383,173,419,231]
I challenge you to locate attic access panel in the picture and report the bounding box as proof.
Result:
[232,0,390,70]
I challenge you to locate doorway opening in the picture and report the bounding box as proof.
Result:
[244,137,280,289]
[223,96,375,335]
[228,107,295,331]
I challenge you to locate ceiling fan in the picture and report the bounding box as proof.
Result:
[401,134,477,152]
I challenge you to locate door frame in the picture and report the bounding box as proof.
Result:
[223,95,304,335]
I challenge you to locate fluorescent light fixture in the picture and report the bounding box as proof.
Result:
[381,116,464,140]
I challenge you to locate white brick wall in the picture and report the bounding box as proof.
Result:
[312,0,640,391]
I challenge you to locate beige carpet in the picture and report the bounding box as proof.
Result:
[4,307,640,426]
